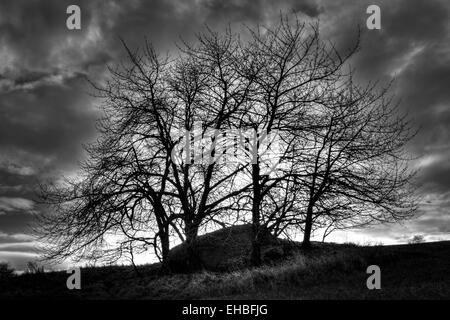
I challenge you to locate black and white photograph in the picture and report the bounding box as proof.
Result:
[0,0,449,311]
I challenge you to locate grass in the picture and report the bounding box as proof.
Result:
[1,241,449,299]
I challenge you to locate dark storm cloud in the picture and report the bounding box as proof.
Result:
[0,0,449,261]
[0,0,103,71]
[317,1,450,235]
[319,0,449,80]
[0,212,35,234]
[0,242,37,253]
[416,153,450,194]
[0,0,109,191]
[201,0,321,23]
[0,77,96,158]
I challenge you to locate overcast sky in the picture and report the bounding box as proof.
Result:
[1,0,450,270]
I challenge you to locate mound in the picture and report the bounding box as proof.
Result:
[168,224,298,271]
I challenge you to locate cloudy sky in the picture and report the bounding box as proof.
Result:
[1,0,449,270]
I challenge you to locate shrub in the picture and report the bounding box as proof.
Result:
[0,263,15,279]
[409,235,425,244]
[27,261,45,274]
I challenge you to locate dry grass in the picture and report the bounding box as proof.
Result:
[1,241,449,299]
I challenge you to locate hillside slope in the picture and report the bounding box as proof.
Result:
[1,234,449,299]
[167,224,296,271]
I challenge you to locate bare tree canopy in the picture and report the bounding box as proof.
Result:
[37,16,418,270]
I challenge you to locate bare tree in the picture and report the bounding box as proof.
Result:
[294,76,418,248]
[38,17,418,271]
[161,28,258,269]
[38,41,178,268]
[39,30,254,270]
[234,17,364,264]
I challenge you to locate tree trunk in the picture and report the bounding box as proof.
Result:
[251,163,262,266]
[154,202,171,272]
[160,228,170,272]
[185,221,201,271]
[302,205,313,249]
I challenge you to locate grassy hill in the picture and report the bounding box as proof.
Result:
[1,227,449,299]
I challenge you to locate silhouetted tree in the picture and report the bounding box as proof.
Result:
[38,41,180,268]
[38,16,418,271]
[294,78,417,248]
[164,28,254,269]
[39,31,253,270]
[236,18,364,262]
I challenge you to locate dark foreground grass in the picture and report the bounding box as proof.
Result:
[1,241,449,299]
